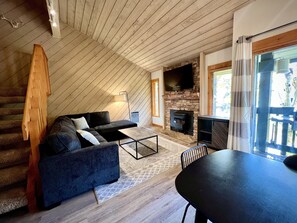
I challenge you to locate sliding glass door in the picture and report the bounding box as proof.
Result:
[253,45,297,160]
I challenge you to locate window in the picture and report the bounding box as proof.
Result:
[251,28,297,160]
[208,61,232,118]
[253,46,297,160]
[152,79,160,117]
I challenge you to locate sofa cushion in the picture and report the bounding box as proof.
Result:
[94,120,137,134]
[45,132,81,154]
[90,111,110,127]
[77,130,100,147]
[71,117,90,130]
[50,116,77,134]
[44,116,81,155]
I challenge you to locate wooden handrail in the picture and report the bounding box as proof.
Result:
[22,44,51,211]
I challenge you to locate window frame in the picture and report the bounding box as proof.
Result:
[151,78,160,117]
[207,61,232,116]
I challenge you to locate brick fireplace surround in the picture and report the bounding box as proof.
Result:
[163,58,200,142]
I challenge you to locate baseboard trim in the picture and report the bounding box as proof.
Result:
[151,123,163,128]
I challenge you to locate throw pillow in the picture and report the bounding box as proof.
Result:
[283,155,297,170]
[71,117,90,130]
[76,130,100,147]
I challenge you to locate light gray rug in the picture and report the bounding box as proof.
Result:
[94,136,185,204]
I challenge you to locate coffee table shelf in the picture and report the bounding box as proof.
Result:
[119,127,158,160]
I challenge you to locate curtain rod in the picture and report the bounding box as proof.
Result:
[236,20,297,43]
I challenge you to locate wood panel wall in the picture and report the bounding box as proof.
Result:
[0,0,151,126]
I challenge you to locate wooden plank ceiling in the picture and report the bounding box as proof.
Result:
[58,0,253,72]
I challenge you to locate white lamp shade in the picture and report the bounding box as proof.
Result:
[114,94,128,102]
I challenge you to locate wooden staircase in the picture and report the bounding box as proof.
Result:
[0,44,51,214]
[0,88,30,214]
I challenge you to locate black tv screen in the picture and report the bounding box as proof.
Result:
[164,64,193,91]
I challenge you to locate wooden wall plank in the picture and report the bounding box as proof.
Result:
[86,0,105,36]
[92,0,117,41]
[0,0,24,13]
[59,0,67,23]
[145,35,233,70]
[129,9,234,63]
[101,0,139,46]
[67,0,76,27]
[136,19,232,65]
[1,0,151,126]
[139,27,233,68]
[109,0,168,52]
[74,0,85,31]
[97,0,128,44]
[57,0,252,71]
[80,0,95,34]
[104,0,154,49]
[122,0,238,66]
[0,8,40,40]
[117,0,199,56]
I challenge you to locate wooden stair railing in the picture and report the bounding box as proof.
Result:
[22,44,51,211]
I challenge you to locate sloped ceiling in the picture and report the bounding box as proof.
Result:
[58,0,253,72]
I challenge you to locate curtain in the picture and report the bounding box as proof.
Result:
[227,36,252,153]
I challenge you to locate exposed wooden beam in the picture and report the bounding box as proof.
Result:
[46,0,61,38]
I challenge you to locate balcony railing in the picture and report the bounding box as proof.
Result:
[254,107,297,158]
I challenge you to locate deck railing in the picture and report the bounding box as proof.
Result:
[22,44,51,211]
[255,107,297,156]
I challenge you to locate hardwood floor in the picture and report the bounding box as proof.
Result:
[2,166,197,223]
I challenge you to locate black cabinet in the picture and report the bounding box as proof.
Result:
[198,116,229,150]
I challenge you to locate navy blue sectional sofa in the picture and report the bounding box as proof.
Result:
[39,111,137,208]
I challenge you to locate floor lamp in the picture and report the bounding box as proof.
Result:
[114,91,131,120]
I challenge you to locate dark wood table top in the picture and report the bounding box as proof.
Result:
[175,150,297,223]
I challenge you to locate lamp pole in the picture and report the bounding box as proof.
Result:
[119,91,131,120]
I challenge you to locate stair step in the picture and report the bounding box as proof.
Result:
[0,88,27,97]
[0,108,23,116]
[0,120,22,131]
[0,186,27,215]
[0,133,24,147]
[0,96,25,104]
[0,147,30,169]
[0,165,28,189]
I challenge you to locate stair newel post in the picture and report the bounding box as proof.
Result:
[27,118,41,211]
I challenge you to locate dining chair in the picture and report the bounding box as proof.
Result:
[180,144,208,223]
[283,154,297,170]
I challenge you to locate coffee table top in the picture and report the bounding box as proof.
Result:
[119,127,157,141]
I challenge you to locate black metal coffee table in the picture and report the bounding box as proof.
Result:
[119,127,158,160]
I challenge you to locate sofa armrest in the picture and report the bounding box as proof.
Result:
[39,142,119,207]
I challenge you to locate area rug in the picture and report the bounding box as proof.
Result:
[94,136,187,204]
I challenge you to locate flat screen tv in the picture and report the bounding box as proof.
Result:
[164,64,193,91]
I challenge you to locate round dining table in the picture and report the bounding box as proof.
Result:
[175,150,297,223]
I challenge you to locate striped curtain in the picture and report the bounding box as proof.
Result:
[227,36,252,153]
